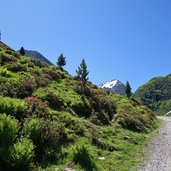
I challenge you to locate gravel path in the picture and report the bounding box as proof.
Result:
[140,116,171,171]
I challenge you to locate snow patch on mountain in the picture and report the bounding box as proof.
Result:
[99,79,126,95]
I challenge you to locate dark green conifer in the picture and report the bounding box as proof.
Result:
[76,58,89,86]
[57,53,66,70]
[19,47,25,56]
[125,81,132,98]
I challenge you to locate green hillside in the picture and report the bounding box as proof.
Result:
[0,41,157,171]
[133,74,171,115]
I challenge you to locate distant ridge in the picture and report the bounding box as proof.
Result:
[24,50,54,65]
[133,74,171,114]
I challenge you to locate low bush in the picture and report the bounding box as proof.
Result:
[71,97,92,117]
[73,145,98,171]
[7,138,35,171]
[0,68,12,77]
[17,76,37,98]
[0,78,18,97]
[0,96,24,118]
[7,62,27,72]
[30,58,49,68]
[43,92,64,110]
[0,114,19,147]
[24,96,48,118]
[42,68,61,81]
[24,118,65,162]
[0,53,17,66]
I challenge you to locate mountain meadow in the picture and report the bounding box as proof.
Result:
[0,41,158,171]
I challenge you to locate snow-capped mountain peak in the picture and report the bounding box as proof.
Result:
[99,79,126,95]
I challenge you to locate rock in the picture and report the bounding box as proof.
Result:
[63,168,75,171]
[124,135,131,140]
[98,157,105,160]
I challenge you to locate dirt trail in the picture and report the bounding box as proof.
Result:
[140,116,171,171]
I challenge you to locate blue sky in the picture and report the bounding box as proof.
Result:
[1,0,171,91]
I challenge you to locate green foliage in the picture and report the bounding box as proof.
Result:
[0,114,19,147]
[7,62,27,72]
[0,96,24,118]
[116,98,155,132]
[0,67,12,77]
[8,138,34,171]
[43,92,64,110]
[133,74,171,114]
[76,58,89,86]
[15,76,37,98]
[24,96,48,118]
[57,53,66,70]
[0,51,17,66]
[24,118,65,162]
[0,42,158,170]
[73,145,98,171]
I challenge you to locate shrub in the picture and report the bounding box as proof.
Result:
[0,68,12,77]
[24,118,65,161]
[117,104,148,132]
[24,96,48,118]
[7,138,35,171]
[42,68,61,81]
[0,114,19,147]
[44,92,64,110]
[0,53,17,65]
[0,78,18,97]
[90,112,110,125]
[71,96,92,117]
[30,58,48,68]
[7,62,27,72]
[17,76,37,98]
[73,145,98,171]
[0,96,24,118]
[35,75,51,87]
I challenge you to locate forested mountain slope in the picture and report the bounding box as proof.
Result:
[133,74,171,115]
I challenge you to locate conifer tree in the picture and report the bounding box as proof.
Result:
[57,53,66,70]
[19,47,25,56]
[125,81,132,98]
[76,58,89,86]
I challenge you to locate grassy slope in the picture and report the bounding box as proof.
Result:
[133,75,171,115]
[0,41,158,171]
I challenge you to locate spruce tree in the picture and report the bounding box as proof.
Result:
[125,81,132,98]
[76,58,89,86]
[19,47,25,56]
[57,53,66,70]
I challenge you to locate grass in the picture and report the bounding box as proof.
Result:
[0,41,159,171]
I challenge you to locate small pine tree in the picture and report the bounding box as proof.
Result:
[19,47,25,56]
[76,58,89,86]
[125,81,132,98]
[57,53,66,70]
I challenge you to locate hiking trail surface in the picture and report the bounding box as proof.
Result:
[140,116,171,171]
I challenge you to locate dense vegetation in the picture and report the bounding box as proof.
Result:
[0,41,158,171]
[133,75,171,115]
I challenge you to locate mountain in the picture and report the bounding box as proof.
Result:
[0,41,157,171]
[133,74,171,115]
[99,79,126,95]
[24,50,53,65]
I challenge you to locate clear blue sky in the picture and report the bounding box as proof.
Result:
[1,0,171,91]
